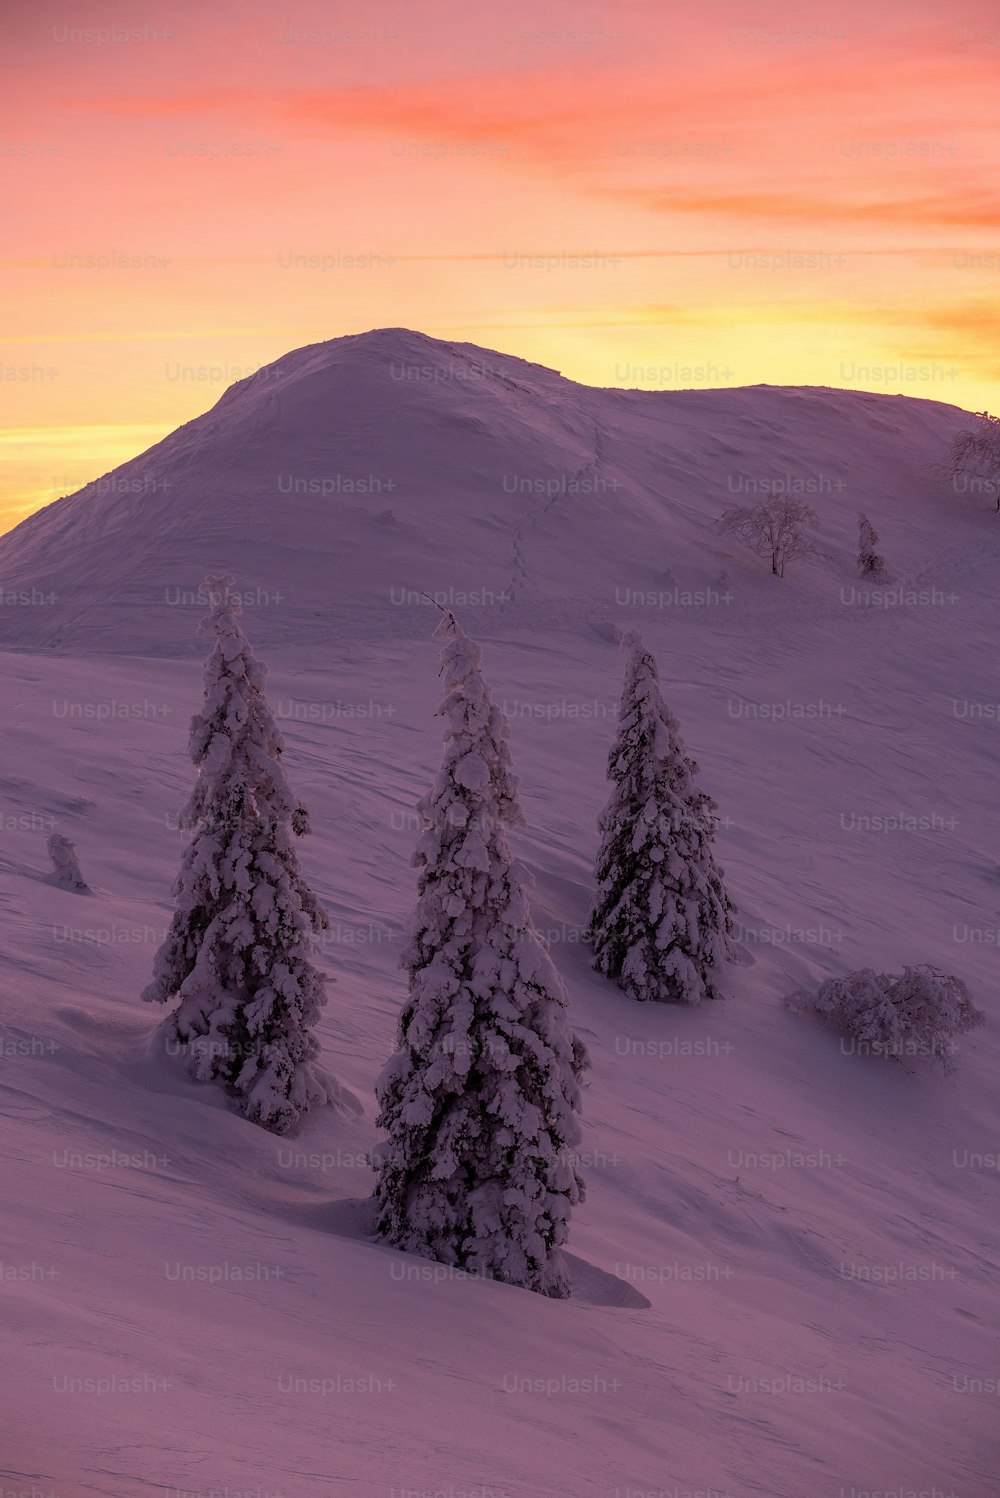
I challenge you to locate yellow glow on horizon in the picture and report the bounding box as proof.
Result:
[3,0,998,535]
[0,423,176,528]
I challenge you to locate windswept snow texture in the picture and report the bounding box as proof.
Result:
[1,330,999,1497]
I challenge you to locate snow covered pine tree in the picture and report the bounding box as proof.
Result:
[47,832,89,892]
[590,631,735,1005]
[374,612,589,1296]
[857,513,889,582]
[142,576,338,1134]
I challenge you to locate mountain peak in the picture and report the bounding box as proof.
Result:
[0,331,973,656]
[223,326,565,400]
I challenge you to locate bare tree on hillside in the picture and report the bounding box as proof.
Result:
[717,494,829,578]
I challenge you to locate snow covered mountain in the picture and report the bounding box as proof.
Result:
[2,330,998,1497]
[0,326,976,654]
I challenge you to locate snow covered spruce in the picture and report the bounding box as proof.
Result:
[47,832,90,892]
[857,513,889,582]
[373,611,589,1297]
[589,631,735,1005]
[142,576,338,1134]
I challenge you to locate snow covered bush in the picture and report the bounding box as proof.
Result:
[374,611,589,1297]
[47,832,89,892]
[589,631,735,1005]
[718,494,829,577]
[787,965,984,1066]
[142,575,338,1134]
[949,410,1000,511]
[857,513,889,582]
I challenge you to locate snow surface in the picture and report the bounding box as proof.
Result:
[1,330,998,1496]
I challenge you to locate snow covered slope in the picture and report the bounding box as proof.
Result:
[1,331,998,1497]
[0,326,976,654]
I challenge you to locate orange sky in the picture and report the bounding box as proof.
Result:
[3,0,1000,531]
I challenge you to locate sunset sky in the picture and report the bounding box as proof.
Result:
[3,0,1000,531]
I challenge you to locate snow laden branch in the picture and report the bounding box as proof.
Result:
[142,574,339,1134]
[374,610,589,1297]
[589,631,735,1005]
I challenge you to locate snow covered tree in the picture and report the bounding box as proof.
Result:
[787,965,983,1068]
[718,494,829,577]
[47,832,89,892]
[950,410,1000,511]
[374,611,589,1297]
[590,632,735,1005]
[857,513,888,582]
[142,575,338,1134]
